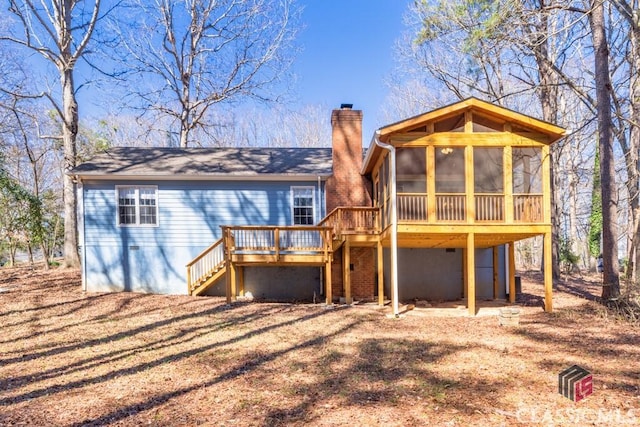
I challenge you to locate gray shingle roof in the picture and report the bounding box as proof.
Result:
[70,147,333,178]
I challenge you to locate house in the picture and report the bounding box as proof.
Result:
[71,98,565,315]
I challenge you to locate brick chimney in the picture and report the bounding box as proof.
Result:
[326,104,372,212]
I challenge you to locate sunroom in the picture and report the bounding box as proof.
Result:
[363,98,565,315]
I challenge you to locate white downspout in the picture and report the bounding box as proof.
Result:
[373,131,400,317]
[317,175,323,297]
[76,176,87,292]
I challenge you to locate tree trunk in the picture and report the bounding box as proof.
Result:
[61,67,80,268]
[629,10,640,282]
[532,7,561,280]
[590,0,620,300]
[41,242,50,270]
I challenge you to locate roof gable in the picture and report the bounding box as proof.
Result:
[378,97,566,142]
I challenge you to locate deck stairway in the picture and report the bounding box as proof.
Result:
[186,207,380,296]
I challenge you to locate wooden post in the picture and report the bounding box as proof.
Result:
[462,248,467,299]
[427,145,436,223]
[509,242,516,303]
[466,233,476,316]
[223,227,232,304]
[186,265,192,296]
[542,145,551,224]
[493,246,499,300]
[238,267,244,297]
[465,145,475,223]
[544,231,553,312]
[228,261,237,302]
[504,145,513,223]
[377,239,384,306]
[343,240,352,304]
[325,259,332,305]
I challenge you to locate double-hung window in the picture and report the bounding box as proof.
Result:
[292,186,314,225]
[117,186,158,226]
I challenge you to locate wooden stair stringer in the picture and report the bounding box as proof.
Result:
[191,264,227,296]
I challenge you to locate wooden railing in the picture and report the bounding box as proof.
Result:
[186,238,225,293]
[398,194,427,222]
[318,207,379,237]
[436,194,466,221]
[514,195,543,222]
[475,194,504,222]
[223,225,333,258]
[390,193,542,223]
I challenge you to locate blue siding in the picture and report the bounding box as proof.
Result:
[81,179,326,294]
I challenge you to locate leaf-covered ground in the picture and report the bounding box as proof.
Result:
[0,267,638,426]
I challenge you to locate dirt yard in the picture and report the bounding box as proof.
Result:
[0,267,638,426]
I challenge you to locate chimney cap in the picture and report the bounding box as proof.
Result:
[340,103,353,110]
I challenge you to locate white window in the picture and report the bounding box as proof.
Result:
[116,186,158,226]
[292,186,314,225]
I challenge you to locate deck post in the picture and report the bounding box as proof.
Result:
[493,246,499,300]
[238,267,244,297]
[462,248,467,299]
[186,266,192,296]
[508,242,516,303]
[325,259,332,305]
[466,233,476,316]
[343,240,352,304]
[223,227,232,304]
[377,239,384,306]
[544,231,553,312]
[228,261,237,302]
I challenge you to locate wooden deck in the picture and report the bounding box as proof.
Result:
[186,204,551,314]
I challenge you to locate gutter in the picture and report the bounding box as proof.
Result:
[372,131,400,318]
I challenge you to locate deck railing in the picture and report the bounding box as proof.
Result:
[475,194,505,222]
[436,194,466,222]
[398,194,427,222]
[186,238,225,293]
[318,207,379,237]
[391,193,543,224]
[222,225,333,255]
[514,195,543,222]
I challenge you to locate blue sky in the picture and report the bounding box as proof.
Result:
[294,1,411,139]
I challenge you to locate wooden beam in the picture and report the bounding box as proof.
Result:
[238,267,244,297]
[377,239,384,306]
[229,260,237,302]
[504,145,513,223]
[324,259,332,305]
[223,228,233,304]
[544,231,553,312]
[542,145,552,224]
[343,241,352,304]
[462,248,467,299]
[508,243,516,303]
[186,265,192,296]
[465,110,473,133]
[465,145,475,223]
[493,246,499,300]
[427,145,436,222]
[466,233,476,316]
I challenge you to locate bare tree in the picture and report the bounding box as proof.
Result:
[590,0,620,299]
[1,0,103,268]
[611,0,640,280]
[114,0,299,147]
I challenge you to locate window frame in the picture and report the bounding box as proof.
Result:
[115,185,159,227]
[291,186,315,225]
